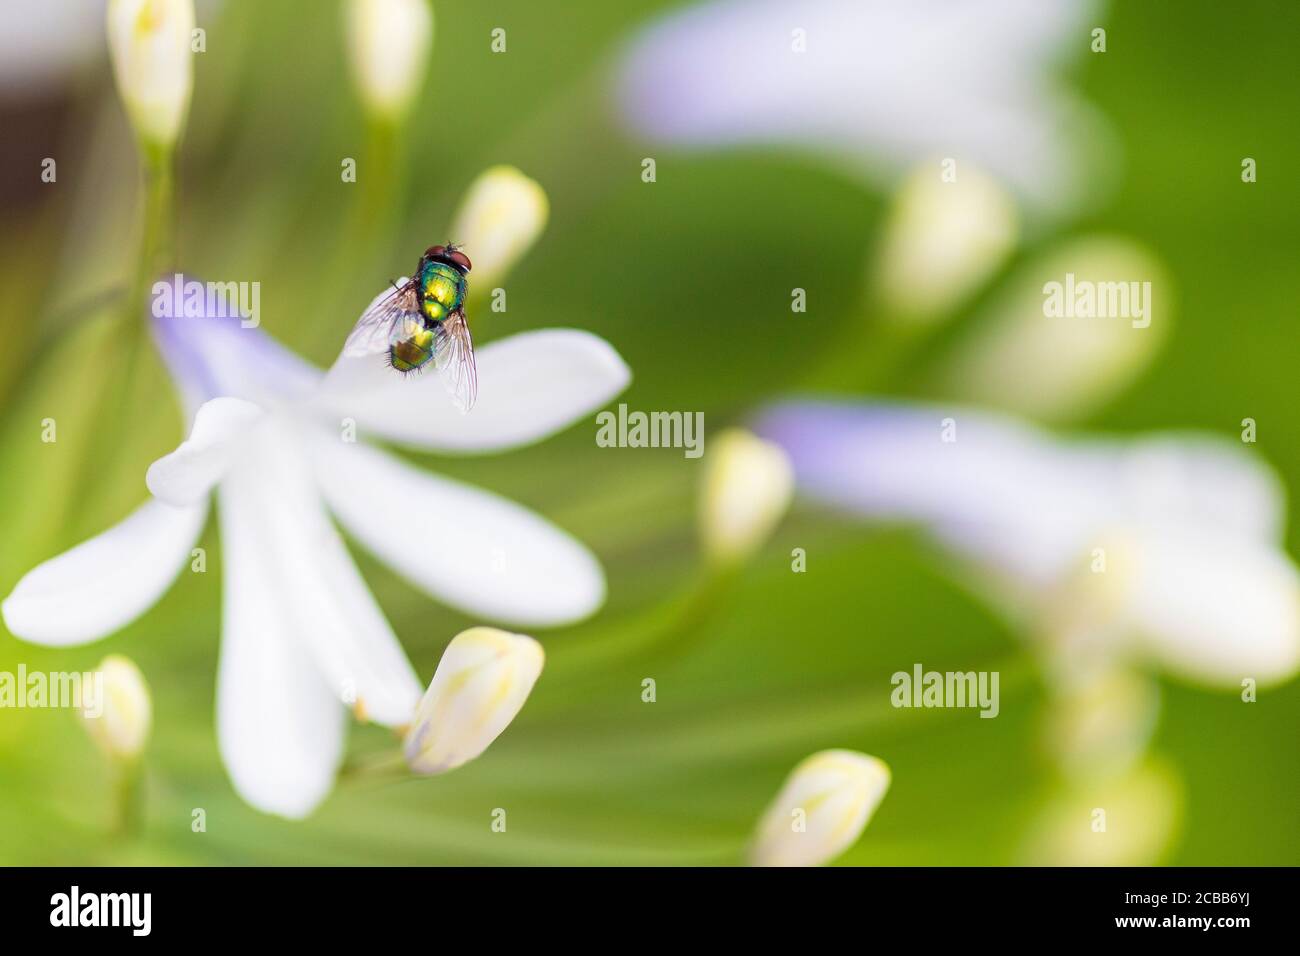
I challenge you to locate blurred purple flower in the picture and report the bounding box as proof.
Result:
[756,400,1300,688]
[617,0,1112,218]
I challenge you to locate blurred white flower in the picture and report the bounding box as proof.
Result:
[933,236,1171,422]
[874,163,1019,323]
[107,0,195,150]
[751,749,890,867]
[0,0,104,92]
[346,0,433,123]
[82,654,152,762]
[404,627,544,775]
[758,401,1300,689]
[450,166,550,292]
[699,428,793,567]
[4,211,629,817]
[618,0,1113,219]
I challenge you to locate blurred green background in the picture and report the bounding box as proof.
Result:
[0,0,1296,865]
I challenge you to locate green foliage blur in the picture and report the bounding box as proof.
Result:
[0,0,1296,865]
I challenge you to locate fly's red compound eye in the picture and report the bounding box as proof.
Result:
[424,244,446,258]
[448,250,472,272]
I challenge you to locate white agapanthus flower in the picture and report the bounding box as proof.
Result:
[618,0,1111,219]
[757,401,1300,689]
[3,277,629,818]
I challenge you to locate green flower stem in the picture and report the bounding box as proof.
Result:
[327,116,407,310]
[112,759,145,838]
[542,564,742,684]
[358,118,403,248]
[338,750,411,788]
[813,309,931,395]
[640,563,741,664]
[131,139,176,310]
[69,142,176,533]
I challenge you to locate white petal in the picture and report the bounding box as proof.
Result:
[317,329,630,453]
[1109,436,1285,544]
[217,472,344,819]
[309,435,605,626]
[1121,532,1300,687]
[146,397,265,506]
[2,498,206,646]
[220,425,423,727]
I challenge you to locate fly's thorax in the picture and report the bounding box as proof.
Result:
[418,260,467,325]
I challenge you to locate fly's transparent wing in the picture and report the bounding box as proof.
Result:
[343,282,421,357]
[434,308,478,412]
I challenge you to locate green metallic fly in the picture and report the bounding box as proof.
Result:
[344,243,478,411]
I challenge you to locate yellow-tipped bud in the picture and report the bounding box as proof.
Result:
[403,628,544,775]
[751,750,890,867]
[700,428,794,567]
[935,236,1171,422]
[82,654,152,762]
[346,0,433,123]
[875,163,1018,323]
[106,0,195,151]
[450,166,550,290]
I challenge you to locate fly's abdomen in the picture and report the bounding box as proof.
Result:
[390,325,435,372]
[419,261,467,325]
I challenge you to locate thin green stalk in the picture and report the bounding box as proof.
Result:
[112,761,145,837]
[68,141,175,534]
[133,140,176,302]
[339,749,408,780]
[327,116,408,312]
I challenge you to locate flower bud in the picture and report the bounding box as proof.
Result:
[1021,759,1181,866]
[1044,666,1159,781]
[935,236,1171,423]
[450,166,549,290]
[875,163,1018,323]
[751,750,890,867]
[345,0,433,123]
[82,655,152,762]
[700,428,793,567]
[106,0,195,151]
[403,628,544,775]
